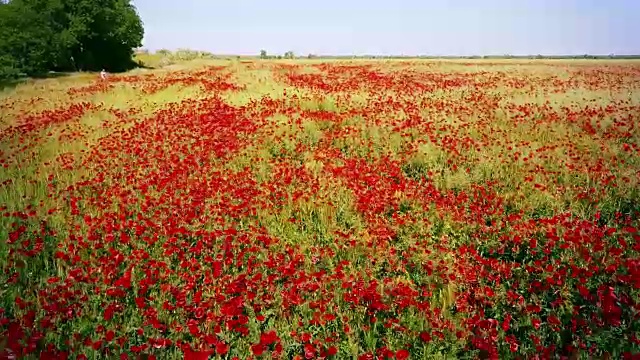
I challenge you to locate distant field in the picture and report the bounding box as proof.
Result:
[1,59,639,359]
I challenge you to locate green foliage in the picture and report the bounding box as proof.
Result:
[171,48,213,61]
[0,55,21,80]
[284,51,295,59]
[141,49,214,68]
[0,1,58,78]
[0,0,144,78]
[260,49,268,59]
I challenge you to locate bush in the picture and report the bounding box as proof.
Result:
[0,55,21,80]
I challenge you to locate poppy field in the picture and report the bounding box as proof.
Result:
[1,59,640,359]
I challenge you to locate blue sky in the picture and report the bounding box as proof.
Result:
[133,0,639,56]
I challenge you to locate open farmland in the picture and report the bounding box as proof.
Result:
[1,59,640,359]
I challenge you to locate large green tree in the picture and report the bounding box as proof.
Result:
[0,0,144,78]
[0,1,59,77]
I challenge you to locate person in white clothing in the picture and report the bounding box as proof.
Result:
[100,69,107,80]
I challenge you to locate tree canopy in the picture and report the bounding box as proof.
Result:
[0,0,144,79]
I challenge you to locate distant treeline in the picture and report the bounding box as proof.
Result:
[352,55,640,60]
[240,50,640,60]
[281,54,640,60]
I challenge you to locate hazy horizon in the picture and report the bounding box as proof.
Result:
[133,0,640,56]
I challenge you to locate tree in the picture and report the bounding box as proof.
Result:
[0,0,144,78]
[259,49,268,59]
[284,51,295,59]
[60,0,144,71]
[0,1,60,77]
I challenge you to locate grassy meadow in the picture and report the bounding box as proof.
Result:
[1,58,640,359]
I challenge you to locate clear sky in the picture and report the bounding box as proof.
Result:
[133,0,640,56]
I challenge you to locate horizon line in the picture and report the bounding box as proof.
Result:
[135,49,640,58]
